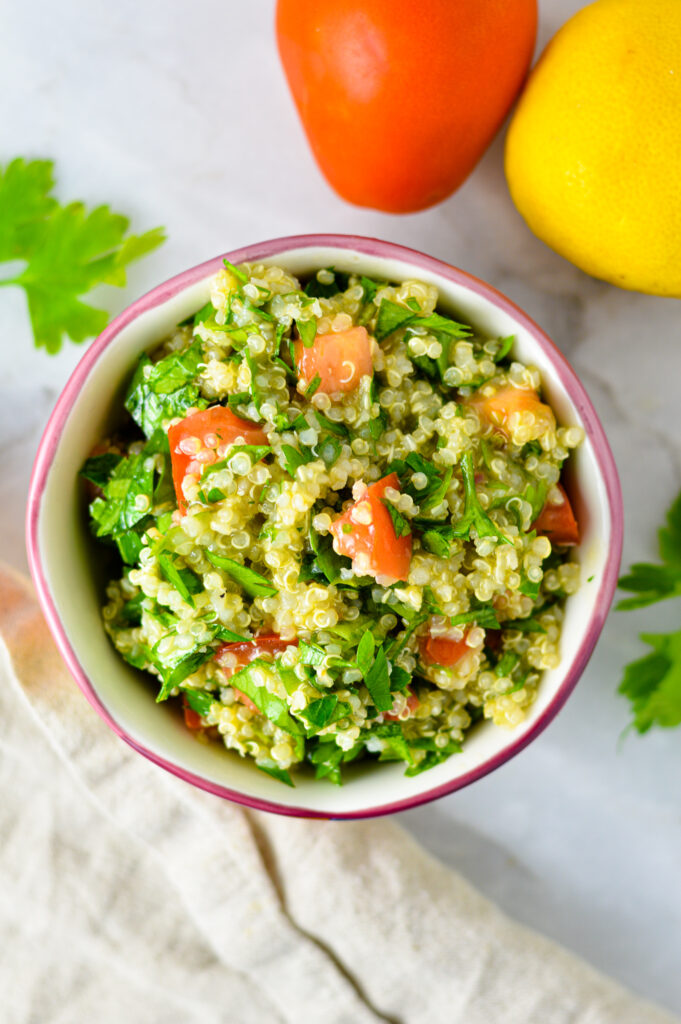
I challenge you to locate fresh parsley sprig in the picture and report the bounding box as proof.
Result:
[617,490,681,732]
[0,157,165,352]
[452,453,511,545]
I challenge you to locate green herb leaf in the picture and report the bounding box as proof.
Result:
[359,275,386,304]
[201,444,271,479]
[89,430,168,539]
[404,736,462,776]
[301,695,349,731]
[411,311,472,338]
[314,411,349,438]
[157,552,202,607]
[451,453,511,545]
[229,659,304,735]
[223,258,248,284]
[124,339,206,438]
[296,318,317,348]
[374,299,416,341]
[280,443,314,477]
[182,687,216,717]
[494,335,514,363]
[374,297,472,345]
[299,640,327,667]
[450,607,500,630]
[495,652,520,678]
[156,646,216,700]
[356,632,376,677]
[256,762,295,787]
[372,722,413,764]
[618,630,681,732]
[305,373,322,397]
[205,551,278,598]
[381,499,411,538]
[0,158,165,353]
[501,614,546,633]
[421,528,454,558]
[518,575,541,600]
[316,435,342,468]
[364,646,392,712]
[80,451,122,488]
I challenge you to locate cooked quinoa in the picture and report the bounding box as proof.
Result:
[83,260,583,786]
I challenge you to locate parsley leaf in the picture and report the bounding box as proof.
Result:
[374,297,472,346]
[0,158,165,352]
[256,763,295,787]
[617,489,681,733]
[296,318,317,348]
[381,499,411,538]
[617,492,681,610]
[229,659,304,736]
[80,451,122,488]
[452,453,511,545]
[364,646,392,712]
[205,551,278,598]
[182,687,216,717]
[619,631,681,732]
[124,339,206,438]
[280,444,314,477]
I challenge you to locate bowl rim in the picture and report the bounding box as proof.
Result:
[26,232,623,819]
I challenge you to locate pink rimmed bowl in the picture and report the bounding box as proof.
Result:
[26,234,623,819]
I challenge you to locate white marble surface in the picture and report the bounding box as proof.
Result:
[1,0,679,1015]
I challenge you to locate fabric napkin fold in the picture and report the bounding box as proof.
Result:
[0,563,676,1024]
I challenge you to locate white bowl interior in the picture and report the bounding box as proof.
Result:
[35,245,612,815]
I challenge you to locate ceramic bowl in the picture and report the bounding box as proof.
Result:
[26,234,623,818]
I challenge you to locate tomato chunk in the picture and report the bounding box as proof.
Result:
[215,634,297,713]
[294,326,373,394]
[330,473,412,583]
[466,384,555,440]
[532,483,579,546]
[421,635,470,667]
[168,406,268,513]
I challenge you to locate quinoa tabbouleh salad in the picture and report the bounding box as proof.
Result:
[82,260,583,787]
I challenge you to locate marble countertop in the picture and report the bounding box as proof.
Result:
[1,0,679,1014]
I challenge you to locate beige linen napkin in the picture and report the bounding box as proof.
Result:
[0,563,675,1024]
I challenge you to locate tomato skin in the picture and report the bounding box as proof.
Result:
[167,406,268,513]
[532,483,579,546]
[421,635,470,667]
[294,326,373,394]
[276,0,537,212]
[215,635,297,713]
[330,473,412,583]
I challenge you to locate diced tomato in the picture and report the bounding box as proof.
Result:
[384,688,420,722]
[215,634,297,713]
[421,634,470,667]
[181,696,203,730]
[168,405,268,514]
[330,473,412,583]
[466,384,555,440]
[532,483,579,546]
[294,325,373,394]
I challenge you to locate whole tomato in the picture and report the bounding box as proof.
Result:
[276,0,537,213]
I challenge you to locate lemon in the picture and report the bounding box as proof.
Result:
[505,0,681,297]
